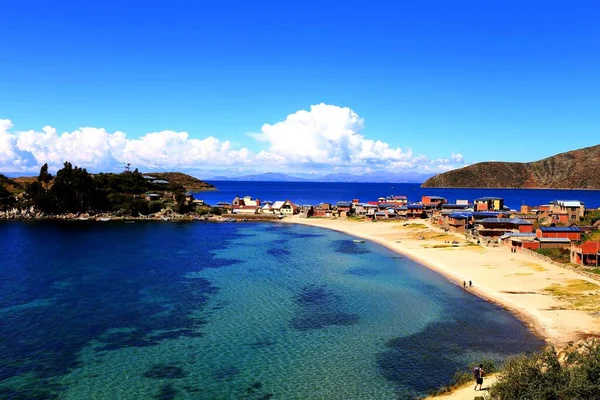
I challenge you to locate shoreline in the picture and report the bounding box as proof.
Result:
[281,216,600,347]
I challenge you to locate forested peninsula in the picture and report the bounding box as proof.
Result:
[0,162,216,220]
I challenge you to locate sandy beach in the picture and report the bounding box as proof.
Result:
[283,216,600,348]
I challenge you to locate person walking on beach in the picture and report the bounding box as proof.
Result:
[463,281,467,289]
[473,364,484,391]
[469,280,472,287]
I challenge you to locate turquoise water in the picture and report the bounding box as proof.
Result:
[0,221,543,399]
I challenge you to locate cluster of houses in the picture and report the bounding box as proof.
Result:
[224,194,600,267]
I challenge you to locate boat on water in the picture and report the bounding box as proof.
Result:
[161,217,170,221]
[98,218,111,222]
[77,217,89,221]
[353,239,366,243]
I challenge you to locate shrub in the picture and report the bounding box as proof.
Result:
[536,248,570,264]
[148,201,163,214]
[490,341,600,399]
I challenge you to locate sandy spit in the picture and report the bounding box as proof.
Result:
[282,216,600,348]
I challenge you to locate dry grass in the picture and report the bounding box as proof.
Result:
[520,261,548,272]
[505,272,535,277]
[404,223,427,230]
[545,279,600,312]
[410,232,456,241]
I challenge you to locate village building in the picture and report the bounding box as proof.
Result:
[298,204,313,214]
[475,218,533,239]
[535,237,572,250]
[442,203,471,211]
[508,212,538,223]
[549,200,585,222]
[335,201,353,217]
[571,241,600,266]
[312,203,333,218]
[145,193,161,201]
[536,226,582,242]
[500,232,538,250]
[474,197,504,211]
[232,195,261,214]
[377,195,408,206]
[269,200,298,215]
[471,211,507,221]
[407,203,426,219]
[446,212,472,233]
[421,195,447,209]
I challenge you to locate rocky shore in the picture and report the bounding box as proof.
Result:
[0,208,282,222]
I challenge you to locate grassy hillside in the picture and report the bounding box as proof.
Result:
[422,144,600,189]
[148,172,216,192]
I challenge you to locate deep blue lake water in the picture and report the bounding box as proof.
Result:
[0,221,543,399]
[199,181,600,209]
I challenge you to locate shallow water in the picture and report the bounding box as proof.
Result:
[0,221,543,399]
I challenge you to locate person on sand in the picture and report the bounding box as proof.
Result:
[469,280,472,287]
[473,364,484,391]
[463,281,466,289]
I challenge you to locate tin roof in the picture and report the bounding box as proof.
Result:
[474,197,503,201]
[479,218,532,225]
[538,226,581,232]
[472,211,502,217]
[449,212,472,219]
[536,237,571,243]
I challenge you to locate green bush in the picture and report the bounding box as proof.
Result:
[148,201,163,214]
[536,248,570,264]
[490,341,600,399]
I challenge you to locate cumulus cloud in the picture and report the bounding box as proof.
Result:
[0,104,466,174]
[0,122,252,172]
[255,104,416,169]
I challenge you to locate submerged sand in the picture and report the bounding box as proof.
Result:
[283,216,600,348]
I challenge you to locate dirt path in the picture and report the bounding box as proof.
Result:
[425,375,498,399]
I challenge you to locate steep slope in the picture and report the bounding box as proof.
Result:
[422,144,600,189]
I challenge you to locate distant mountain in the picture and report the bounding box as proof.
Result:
[210,171,433,183]
[211,172,308,182]
[316,171,433,183]
[422,144,600,189]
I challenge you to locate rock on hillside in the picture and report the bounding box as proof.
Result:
[422,144,600,189]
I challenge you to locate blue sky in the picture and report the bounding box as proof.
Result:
[1,1,599,176]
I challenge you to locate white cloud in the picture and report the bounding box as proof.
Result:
[451,152,464,163]
[0,104,466,174]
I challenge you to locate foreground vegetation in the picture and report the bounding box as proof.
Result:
[428,341,600,399]
[490,341,600,400]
